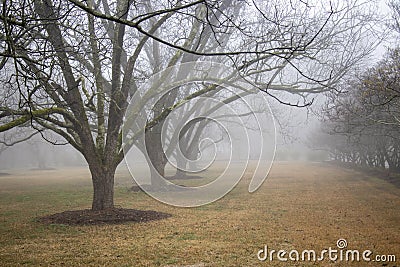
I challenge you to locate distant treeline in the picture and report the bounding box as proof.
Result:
[317,48,400,172]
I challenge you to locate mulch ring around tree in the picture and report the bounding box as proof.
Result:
[129,184,193,192]
[37,208,172,226]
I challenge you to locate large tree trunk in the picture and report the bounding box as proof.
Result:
[149,157,168,187]
[144,88,178,189]
[175,149,199,178]
[173,120,204,178]
[89,164,116,210]
[145,125,168,189]
[175,154,188,178]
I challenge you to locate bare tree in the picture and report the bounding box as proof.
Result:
[319,47,400,172]
[0,0,381,210]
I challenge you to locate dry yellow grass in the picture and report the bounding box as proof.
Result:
[0,162,399,266]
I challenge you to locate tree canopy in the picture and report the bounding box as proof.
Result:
[0,0,382,209]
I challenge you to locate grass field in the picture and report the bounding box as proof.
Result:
[0,162,399,266]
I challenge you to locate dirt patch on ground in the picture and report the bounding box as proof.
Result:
[37,208,172,225]
[30,167,57,171]
[128,184,192,192]
[128,185,144,192]
[166,175,203,180]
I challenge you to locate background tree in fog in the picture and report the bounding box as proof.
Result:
[318,48,400,171]
[0,0,380,210]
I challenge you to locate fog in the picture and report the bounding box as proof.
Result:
[0,1,399,265]
[0,1,393,178]
[0,136,85,171]
[0,100,323,171]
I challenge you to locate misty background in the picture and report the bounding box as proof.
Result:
[0,0,394,171]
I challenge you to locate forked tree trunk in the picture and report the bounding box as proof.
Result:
[145,125,168,189]
[175,155,188,178]
[174,149,198,178]
[90,164,116,210]
[150,158,168,188]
